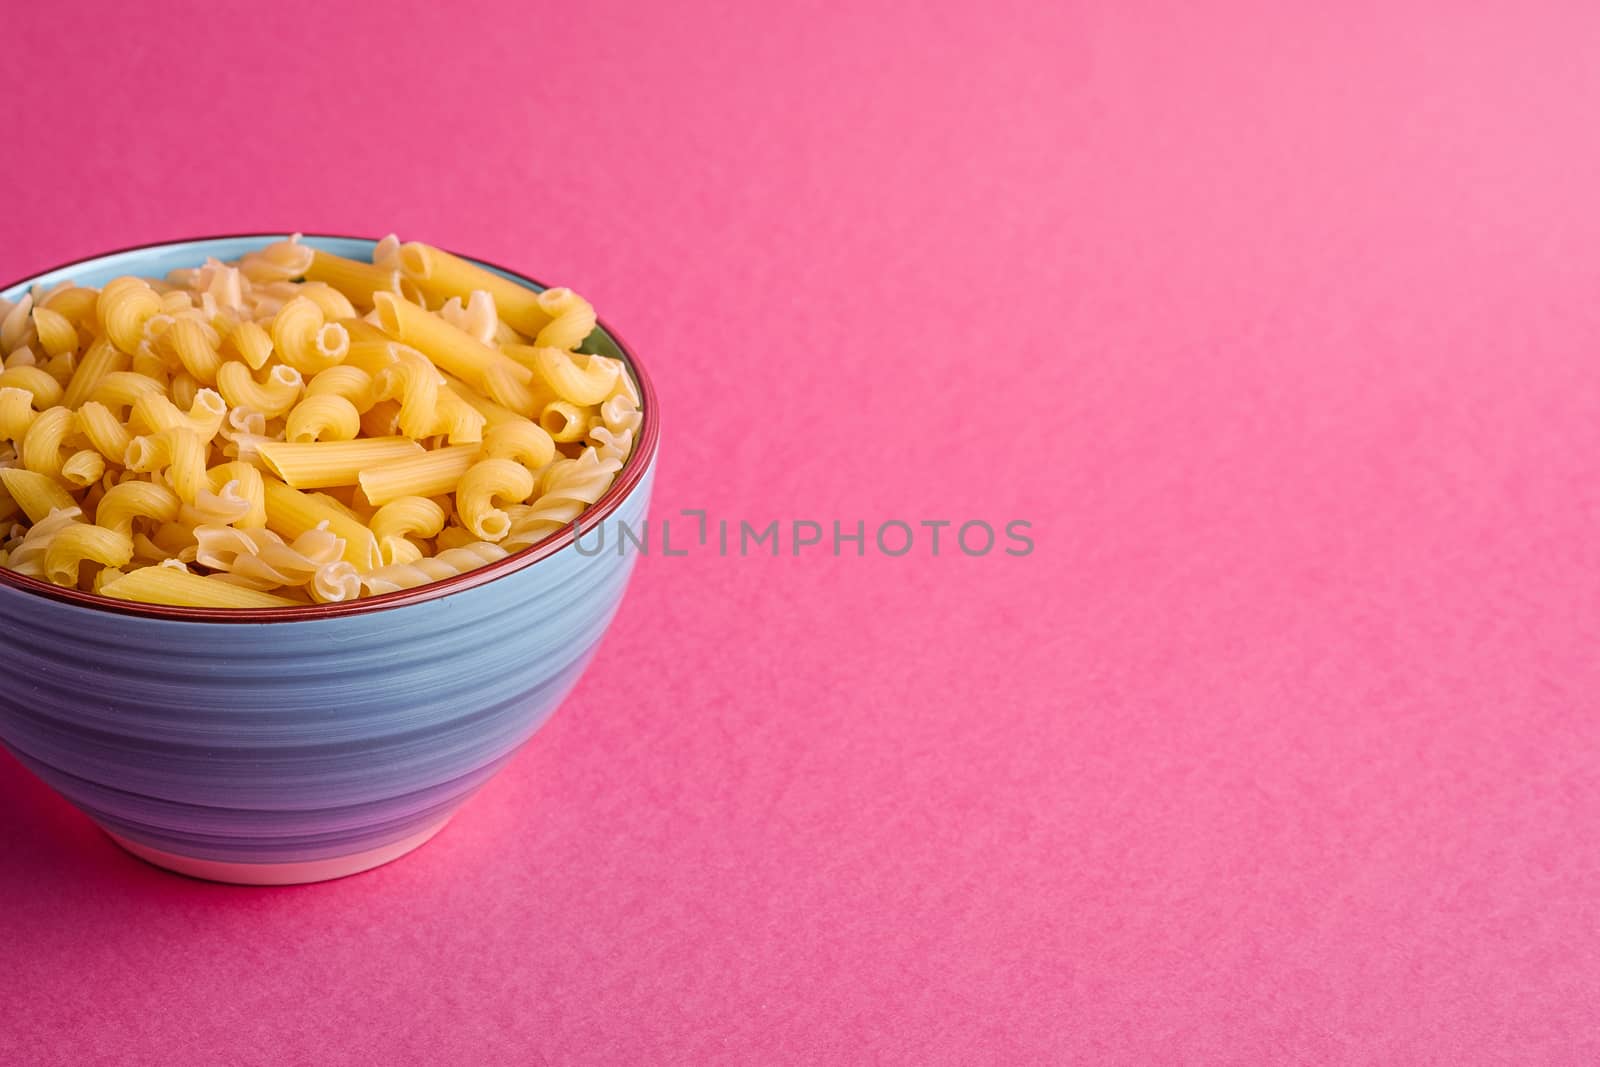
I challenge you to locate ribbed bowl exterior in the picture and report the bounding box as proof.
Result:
[0,236,656,872]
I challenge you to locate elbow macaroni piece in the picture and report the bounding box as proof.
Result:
[0,235,640,603]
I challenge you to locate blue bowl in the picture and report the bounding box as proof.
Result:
[0,235,658,884]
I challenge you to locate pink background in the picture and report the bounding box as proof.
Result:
[3,1,1599,1062]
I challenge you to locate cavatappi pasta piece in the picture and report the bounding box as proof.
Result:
[39,284,100,327]
[431,386,487,444]
[0,364,65,408]
[95,480,182,537]
[99,564,299,608]
[21,406,75,478]
[221,319,274,369]
[503,345,619,406]
[31,306,78,358]
[61,450,106,490]
[76,402,133,463]
[255,436,424,489]
[356,443,479,506]
[125,428,207,503]
[97,277,163,354]
[482,417,556,472]
[370,496,446,566]
[305,365,376,410]
[455,458,536,541]
[530,288,598,351]
[158,316,224,384]
[0,387,37,441]
[538,400,590,443]
[90,370,165,416]
[0,468,77,523]
[396,242,552,336]
[502,449,623,550]
[272,297,349,375]
[285,394,362,443]
[360,540,509,596]
[372,344,441,439]
[216,361,304,417]
[261,478,380,570]
[207,461,267,527]
[61,336,129,408]
[44,523,134,587]
[131,388,226,441]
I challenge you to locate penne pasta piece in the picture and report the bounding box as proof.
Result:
[261,477,380,570]
[256,436,424,489]
[396,242,553,337]
[304,250,402,309]
[356,443,480,506]
[100,565,299,608]
[0,468,77,524]
[372,292,538,413]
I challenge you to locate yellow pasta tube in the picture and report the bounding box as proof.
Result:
[62,337,130,409]
[220,320,274,370]
[44,524,134,587]
[256,436,424,489]
[434,525,480,552]
[0,365,66,408]
[303,249,402,310]
[161,317,224,384]
[431,386,486,444]
[216,361,304,418]
[271,296,348,374]
[261,477,380,570]
[61,450,105,489]
[455,458,535,541]
[503,345,619,406]
[125,428,207,503]
[397,242,553,337]
[339,318,391,344]
[373,345,440,440]
[90,370,165,416]
[0,468,76,523]
[75,402,132,462]
[39,285,100,327]
[356,443,480,506]
[97,277,163,354]
[284,394,362,443]
[297,281,359,321]
[31,306,78,358]
[22,406,74,477]
[370,495,447,565]
[373,292,537,412]
[208,461,267,528]
[482,417,555,471]
[0,387,37,440]
[99,565,299,608]
[539,401,590,443]
[95,480,182,536]
[131,389,226,441]
[530,288,598,351]
[305,365,376,410]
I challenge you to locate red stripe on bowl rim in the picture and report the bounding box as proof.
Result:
[0,233,660,623]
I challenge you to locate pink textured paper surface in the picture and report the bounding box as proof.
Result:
[4,1,1600,1062]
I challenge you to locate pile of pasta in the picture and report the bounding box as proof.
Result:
[0,236,640,607]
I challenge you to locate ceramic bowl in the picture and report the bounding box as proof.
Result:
[0,235,657,884]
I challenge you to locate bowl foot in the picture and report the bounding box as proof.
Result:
[102,816,453,886]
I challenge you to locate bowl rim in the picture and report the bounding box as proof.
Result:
[0,232,659,624]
